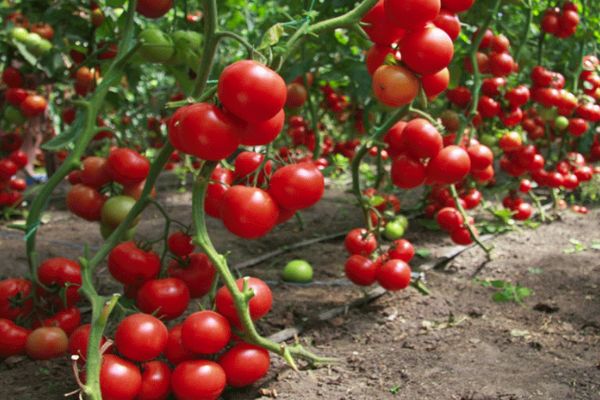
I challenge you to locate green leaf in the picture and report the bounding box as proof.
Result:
[258,23,285,50]
[43,122,81,150]
[334,28,349,45]
[490,280,507,289]
[492,292,511,302]
[516,287,532,299]
[368,195,385,207]
[416,248,431,258]
[416,219,440,231]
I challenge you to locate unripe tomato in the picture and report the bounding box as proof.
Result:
[372,65,419,107]
[25,327,68,360]
[286,83,308,108]
[101,195,138,229]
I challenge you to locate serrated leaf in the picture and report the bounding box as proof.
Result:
[258,23,284,50]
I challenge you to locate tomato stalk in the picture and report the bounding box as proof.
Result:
[449,184,493,255]
[191,162,335,367]
[513,0,533,66]
[191,0,219,97]
[351,106,409,231]
[454,0,502,145]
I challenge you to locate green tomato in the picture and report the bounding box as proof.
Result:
[394,215,409,230]
[23,32,43,49]
[384,221,405,240]
[11,27,29,42]
[169,30,202,66]
[100,223,136,241]
[479,134,497,147]
[4,106,25,125]
[139,28,175,63]
[554,116,569,131]
[100,195,139,229]
[282,259,314,283]
[30,39,52,56]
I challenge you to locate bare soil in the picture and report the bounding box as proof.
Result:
[0,188,599,400]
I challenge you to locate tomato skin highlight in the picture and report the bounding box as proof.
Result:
[218,60,287,123]
[219,343,270,387]
[171,360,226,400]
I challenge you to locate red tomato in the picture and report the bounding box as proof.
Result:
[81,156,111,188]
[171,103,240,160]
[218,60,286,123]
[361,0,405,45]
[100,355,142,400]
[182,311,231,354]
[25,326,68,360]
[171,360,226,400]
[372,65,419,107]
[491,34,510,53]
[38,257,82,307]
[489,52,515,77]
[366,45,395,75]
[233,151,272,184]
[67,184,106,221]
[384,120,408,155]
[481,77,506,97]
[0,159,18,180]
[433,10,460,40]
[462,189,482,209]
[513,202,533,220]
[108,241,160,286]
[115,313,168,362]
[139,361,171,400]
[391,155,426,188]
[20,95,47,118]
[388,239,415,262]
[5,87,28,106]
[2,67,23,88]
[441,0,474,13]
[451,226,473,245]
[269,162,324,210]
[168,253,216,298]
[237,109,285,146]
[345,255,377,286]
[376,260,411,291]
[168,231,194,257]
[9,150,28,168]
[400,26,453,75]
[220,186,279,239]
[427,145,471,185]
[205,167,234,218]
[165,324,195,365]
[286,83,308,108]
[215,277,272,324]
[136,0,172,18]
[344,228,377,256]
[477,96,501,118]
[446,86,472,108]
[36,307,81,335]
[0,318,29,357]
[218,343,270,387]
[499,131,522,152]
[136,278,190,320]
[68,324,110,362]
[0,278,32,320]
[467,144,493,171]
[107,148,150,185]
[436,207,463,231]
[422,68,450,98]
[402,118,443,159]
[384,0,440,30]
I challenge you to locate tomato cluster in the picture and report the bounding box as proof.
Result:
[0,148,26,208]
[0,257,83,360]
[66,148,151,237]
[364,0,474,106]
[541,1,580,38]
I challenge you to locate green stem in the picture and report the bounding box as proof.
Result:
[150,199,173,268]
[513,0,533,64]
[191,164,334,366]
[449,185,493,255]
[192,0,219,97]
[351,107,408,230]
[455,0,502,145]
